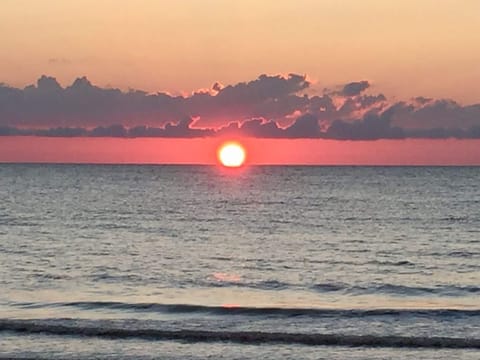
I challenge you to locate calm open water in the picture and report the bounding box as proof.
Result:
[0,164,479,359]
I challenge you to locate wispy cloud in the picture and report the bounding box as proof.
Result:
[48,58,71,65]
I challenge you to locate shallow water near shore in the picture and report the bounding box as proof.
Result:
[1,164,479,358]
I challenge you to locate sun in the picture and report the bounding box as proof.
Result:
[217,142,246,167]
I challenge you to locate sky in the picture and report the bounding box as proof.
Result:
[1,0,480,164]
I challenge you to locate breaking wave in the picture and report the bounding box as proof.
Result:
[0,319,478,349]
[13,301,480,318]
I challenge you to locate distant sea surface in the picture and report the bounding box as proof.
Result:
[1,164,479,359]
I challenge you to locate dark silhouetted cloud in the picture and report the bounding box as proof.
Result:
[327,109,404,140]
[341,81,370,96]
[1,74,480,140]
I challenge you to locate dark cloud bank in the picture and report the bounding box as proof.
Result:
[1,74,480,140]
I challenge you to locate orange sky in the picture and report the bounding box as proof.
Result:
[1,137,479,165]
[1,0,480,103]
[1,1,479,165]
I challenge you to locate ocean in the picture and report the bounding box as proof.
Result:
[0,164,479,359]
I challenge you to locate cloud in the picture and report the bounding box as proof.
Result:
[340,81,370,96]
[48,58,71,65]
[0,73,311,128]
[1,74,480,140]
[326,109,405,140]
[0,126,23,136]
[390,99,480,130]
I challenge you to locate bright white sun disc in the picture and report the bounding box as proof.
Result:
[218,143,246,167]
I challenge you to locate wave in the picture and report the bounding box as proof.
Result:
[361,284,480,296]
[367,259,415,266]
[448,250,479,258]
[16,301,480,318]
[311,282,480,296]
[0,319,478,349]
[184,277,480,296]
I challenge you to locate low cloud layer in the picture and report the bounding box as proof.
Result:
[1,74,480,140]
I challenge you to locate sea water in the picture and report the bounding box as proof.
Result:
[0,164,479,359]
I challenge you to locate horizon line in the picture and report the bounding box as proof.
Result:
[1,162,479,168]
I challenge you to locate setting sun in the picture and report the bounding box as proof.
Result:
[218,142,246,167]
